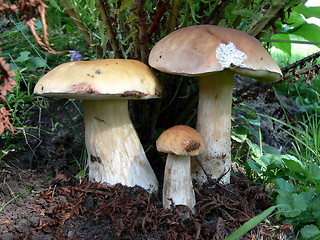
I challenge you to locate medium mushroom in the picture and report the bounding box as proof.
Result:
[149,25,282,184]
[156,125,204,211]
[34,59,161,193]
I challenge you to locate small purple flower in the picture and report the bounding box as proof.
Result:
[70,50,82,61]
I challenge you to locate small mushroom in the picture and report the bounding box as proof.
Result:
[149,25,282,184]
[34,59,162,193]
[156,125,204,212]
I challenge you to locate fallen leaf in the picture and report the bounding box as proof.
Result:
[2,220,12,226]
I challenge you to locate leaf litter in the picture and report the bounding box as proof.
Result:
[26,174,292,240]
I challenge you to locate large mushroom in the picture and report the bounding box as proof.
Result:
[149,25,282,184]
[34,59,161,193]
[156,125,204,212]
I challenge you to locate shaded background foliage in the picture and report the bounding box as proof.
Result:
[1,0,319,136]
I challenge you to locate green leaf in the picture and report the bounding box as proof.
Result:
[300,6,320,19]
[271,34,291,55]
[224,205,278,240]
[261,154,282,167]
[315,186,320,194]
[290,23,320,47]
[262,145,281,155]
[247,158,263,174]
[28,57,47,69]
[309,163,320,180]
[48,0,61,11]
[285,10,306,28]
[232,9,261,21]
[231,126,248,143]
[246,117,261,127]
[275,178,296,193]
[282,154,305,173]
[308,195,320,218]
[15,51,30,62]
[277,192,307,218]
[300,224,320,240]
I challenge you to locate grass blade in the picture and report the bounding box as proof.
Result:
[224,205,278,240]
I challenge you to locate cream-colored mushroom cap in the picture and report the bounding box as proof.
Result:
[156,125,205,156]
[149,25,282,83]
[34,59,162,100]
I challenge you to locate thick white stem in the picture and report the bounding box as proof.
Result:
[163,154,195,212]
[82,99,158,193]
[193,71,234,184]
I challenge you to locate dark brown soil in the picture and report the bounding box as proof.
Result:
[1,167,294,240]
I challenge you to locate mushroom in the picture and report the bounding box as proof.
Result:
[156,125,204,211]
[149,25,282,185]
[34,59,161,193]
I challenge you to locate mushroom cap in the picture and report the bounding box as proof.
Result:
[34,59,162,100]
[149,25,282,83]
[156,125,205,156]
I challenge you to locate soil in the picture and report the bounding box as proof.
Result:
[0,80,299,240]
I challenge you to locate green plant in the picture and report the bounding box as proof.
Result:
[0,187,33,212]
[232,105,320,239]
[275,162,320,240]
[0,18,87,170]
[225,205,278,240]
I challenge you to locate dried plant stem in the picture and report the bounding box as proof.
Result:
[203,0,233,25]
[95,0,122,58]
[167,0,180,33]
[248,0,288,37]
[231,0,252,28]
[283,64,320,81]
[136,0,147,62]
[282,51,320,74]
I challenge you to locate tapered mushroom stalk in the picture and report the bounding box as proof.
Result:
[83,99,156,190]
[156,125,204,212]
[149,25,282,185]
[34,59,162,193]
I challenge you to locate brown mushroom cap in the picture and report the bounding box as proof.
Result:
[34,59,161,100]
[156,125,205,156]
[149,25,282,83]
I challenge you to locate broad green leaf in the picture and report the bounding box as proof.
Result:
[261,154,282,167]
[277,192,307,218]
[300,224,320,239]
[308,195,320,218]
[282,154,305,173]
[271,34,291,55]
[285,10,306,28]
[247,158,263,174]
[300,6,320,19]
[299,211,317,225]
[262,145,281,155]
[28,57,47,69]
[275,178,296,193]
[309,162,320,180]
[290,23,320,47]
